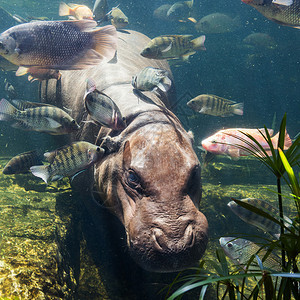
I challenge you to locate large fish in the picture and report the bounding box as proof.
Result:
[30,141,104,183]
[0,98,80,135]
[0,20,117,73]
[242,0,300,29]
[220,237,281,271]
[3,150,43,174]
[201,128,292,159]
[228,198,292,239]
[187,94,244,117]
[140,34,206,61]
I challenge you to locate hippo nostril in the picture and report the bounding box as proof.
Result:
[152,228,165,252]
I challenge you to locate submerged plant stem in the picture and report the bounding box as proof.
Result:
[277,177,286,269]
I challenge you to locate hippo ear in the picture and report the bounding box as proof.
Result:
[123,140,132,169]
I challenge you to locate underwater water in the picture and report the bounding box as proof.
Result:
[0,0,299,299]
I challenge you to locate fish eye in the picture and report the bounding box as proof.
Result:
[211,140,217,144]
[96,147,101,152]
[71,120,76,124]
[227,242,233,248]
[144,48,151,53]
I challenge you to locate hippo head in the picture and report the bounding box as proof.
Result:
[95,119,208,272]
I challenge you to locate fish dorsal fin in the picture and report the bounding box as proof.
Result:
[259,128,274,137]
[272,0,293,6]
[59,19,98,31]
[161,34,193,39]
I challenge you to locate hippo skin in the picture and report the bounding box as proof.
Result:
[41,30,208,273]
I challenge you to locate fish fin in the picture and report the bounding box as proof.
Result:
[30,165,49,183]
[44,151,56,163]
[187,17,197,23]
[181,52,195,61]
[191,35,206,51]
[159,76,172,92]
[157,80,171,93]
[28,75,37,82]
[232,102,244,116]
[45,117,62,129]
[86,78,97,92]
[161,42,173,53]
[272,0,293,5]
[228,148,240,159]
[91,25,118,62]
[71,169,87,182]
[259,128,274,137]
[0,98,18,120]
[59,2,72,16]
[51,175,64,181]
[108,50,118,64]
[16,66,29,76]
[199,107,208,114]
[271,130,292,150]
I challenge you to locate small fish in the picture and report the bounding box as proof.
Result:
[132,67,172,95]
[187,94,244,117]
[0,98,80,135]
[195,13,241,34]
[92,0,108,21]
[153,4,172,21]
[30,141,104,183]
[59,2,94,20]
[228,198,292,239]
[0,20,117,72]
[140,35,206,61]
[84,79,126,130]
[242,0,300,29]
[16,66,61,82]
[4,79,17,99]
[243,33,277,50]
[3,150,43,174]
[108,7,129,29]
[167,1,195,22]
[219,237,281,271]
[201,128,292,159]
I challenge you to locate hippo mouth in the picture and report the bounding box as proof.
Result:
[127,214,208,273]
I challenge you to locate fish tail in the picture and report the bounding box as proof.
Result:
[59,2,72,16]
[232,102,244,116]
[30,165,50,184]
[191,35,206,51]
[91,25,118,62]
[0,98,18,121]
[271,130,292,150]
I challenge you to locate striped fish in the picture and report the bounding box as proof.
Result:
[30,141,105,183]
[140,34,206,61]
[84,79,126,130]
[0,98,80,135]
[220,237,281,271]
[228,198,292,239]
[132,67,172,94]
[187,94,244,117]
[3,150,43,174]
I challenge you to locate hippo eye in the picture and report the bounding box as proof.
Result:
[127,169,140,189]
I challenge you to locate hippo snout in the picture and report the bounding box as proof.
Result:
[128,208,208,273]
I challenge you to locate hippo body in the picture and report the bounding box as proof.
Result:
[41,30,208,273]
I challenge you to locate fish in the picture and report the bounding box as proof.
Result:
[195,13,241,34]
[9,99,55,110]
[201,128,292,159]
[0,98,80,135]
[167,1,195,22]
[241,0,300,29]
[187,94,244,117]
[228,198,292,239]
[153,4,172,21]
[84,79,126,130]
[92,0,108,21]
[30,141,104,183]
[219,237,281,271]
[16,66,61,82]
[3,150,43,174]
[140,35,206,61]
[132,67,172,95]
[243,33,277,49]
[0,20,117,72]
[59,2,94,20]
[108,7,129,29]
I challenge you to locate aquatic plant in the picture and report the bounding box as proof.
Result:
[165,114,300,299]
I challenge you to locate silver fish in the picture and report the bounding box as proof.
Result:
[220,237,281,271]
[0,98,80,135]
[84,79,126,130]
[3,150,43,174]
[132,67,172,95]
[228,198,292,239]
[30,141,104,183]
